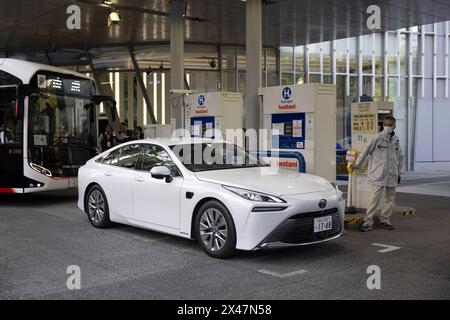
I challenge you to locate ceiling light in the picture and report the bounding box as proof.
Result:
[108,10,121,26]
[103,0,113,4]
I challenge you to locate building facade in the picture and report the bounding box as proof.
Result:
[84,22,450,172]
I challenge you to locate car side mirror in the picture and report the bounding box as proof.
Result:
[150,165,173,183]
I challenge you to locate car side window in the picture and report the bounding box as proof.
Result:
[118,144,142,170]
[99,148,121,166]
[142,144,181,177]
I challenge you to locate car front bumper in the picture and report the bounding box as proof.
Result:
[232,189,345,251]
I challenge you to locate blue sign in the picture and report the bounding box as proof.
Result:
[272,112,305,150]
[282,87,292,100]
[190,116,215,138]
[198,95,205,106]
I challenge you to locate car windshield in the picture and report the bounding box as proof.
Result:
[169,142,270,172]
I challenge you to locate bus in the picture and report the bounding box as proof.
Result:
[0,58,118,193]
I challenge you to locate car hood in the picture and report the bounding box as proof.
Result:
[195,166,333,196]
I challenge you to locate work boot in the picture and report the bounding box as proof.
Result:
[359,222,373,232]
[379,222,395,230]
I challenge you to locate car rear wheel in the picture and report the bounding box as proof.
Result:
[85,185,112,228]
[195,200,237,259]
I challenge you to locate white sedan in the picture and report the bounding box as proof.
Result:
[78,138,345,258]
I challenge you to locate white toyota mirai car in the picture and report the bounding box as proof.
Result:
[78,138,345,258]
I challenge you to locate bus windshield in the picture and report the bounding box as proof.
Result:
[27,73,97,177]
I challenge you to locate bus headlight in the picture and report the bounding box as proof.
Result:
[29,163,52,177]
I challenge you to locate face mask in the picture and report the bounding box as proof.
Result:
[383,126,394,134]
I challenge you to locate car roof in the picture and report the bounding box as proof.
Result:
[119,137,229,147]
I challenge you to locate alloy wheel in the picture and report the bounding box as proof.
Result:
[88,190,105,224]
[199,208,228,252]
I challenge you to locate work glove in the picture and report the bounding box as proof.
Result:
[397,175,401,184]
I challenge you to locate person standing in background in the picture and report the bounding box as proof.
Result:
[98,124,114,152]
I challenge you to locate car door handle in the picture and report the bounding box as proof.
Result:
[135,177,145,182]
[104,172,112,177]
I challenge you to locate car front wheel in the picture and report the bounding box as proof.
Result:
[195,200,237,259]
[85,185,112,228]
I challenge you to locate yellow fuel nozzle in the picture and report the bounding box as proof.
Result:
[345,149,359,174]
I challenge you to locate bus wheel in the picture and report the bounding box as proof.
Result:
[85,185,112,228]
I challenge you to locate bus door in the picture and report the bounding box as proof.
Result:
[0,86,24,188]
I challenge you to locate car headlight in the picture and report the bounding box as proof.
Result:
[337,189,344,201]
[329,182,344,201]
[222,185,285,203]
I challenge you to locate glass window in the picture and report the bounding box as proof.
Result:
[0,88,22,144]
[295,74,305,85]
[309,74,321,83]
[362,76,373,96]
[142,144,181,177]
[221,47,236,70]
[280,47,294,72]
[349,38,358,74]
[118,144,142,169]
[237,48,246,70]
[387,32,398,75]
[308,43,321,72]
[411,33,420,75]
[222,71,237,92]
[387,77,398,97]
[267,72,279,87]
[361,34,373,74]
[238,71,246,93]
[399,33,407,76]
[281,73,294,85]
[265,48,277,73]
[374,77,383,99]
[295,46,304,73]
[374,33,383,75]
[335,38,348,74]
[322,42,331,73]
[100,148,121,166]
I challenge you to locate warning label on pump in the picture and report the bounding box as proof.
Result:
[352,114,376,134]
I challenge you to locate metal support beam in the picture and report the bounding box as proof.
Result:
[245,0,263,131]
[86,49,107,96]
[86,49,121,133]
[170,0,185,128]
[129,46,157,125]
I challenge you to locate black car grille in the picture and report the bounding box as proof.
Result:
[260,208,342,245]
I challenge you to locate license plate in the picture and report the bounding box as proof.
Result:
[69,178,78,189]
[314,215,332,233]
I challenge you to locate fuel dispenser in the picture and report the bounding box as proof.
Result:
[143,124,172,139]
[262,84,337,181]
[184,91,243,139]
[348,101,394,209]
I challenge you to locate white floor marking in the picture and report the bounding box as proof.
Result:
[372,243,401,253]
[257,269,307,278]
